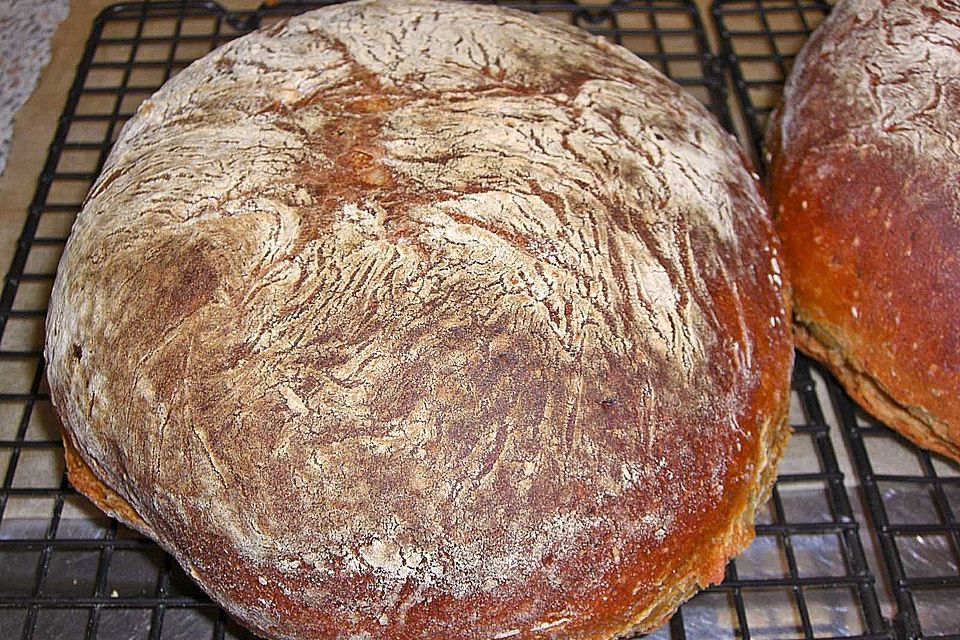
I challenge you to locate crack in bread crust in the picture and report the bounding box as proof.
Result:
[46,1,793,638]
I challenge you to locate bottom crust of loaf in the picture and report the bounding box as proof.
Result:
[793,309,960,463]
[61,405,790,640]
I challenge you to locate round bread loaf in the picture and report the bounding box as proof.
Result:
[47,1,792,638]
[766,0,960,461]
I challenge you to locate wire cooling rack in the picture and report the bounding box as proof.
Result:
[713,2,960,639]
[711,0,831,173]
[0,0,921,638]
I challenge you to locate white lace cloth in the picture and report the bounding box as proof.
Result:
[0,0,70,175]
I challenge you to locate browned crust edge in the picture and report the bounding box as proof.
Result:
[611,399,791,638]
[63,430,276,636]
[63,398,791,640]
[62,428,154,537]
[793,308,960,463]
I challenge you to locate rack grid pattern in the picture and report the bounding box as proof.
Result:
[711,0,830,172]
[713,1,960,638]
[0,0,928,638]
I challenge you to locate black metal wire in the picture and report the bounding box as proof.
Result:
[0,1,899,638]
[828,381,960,640]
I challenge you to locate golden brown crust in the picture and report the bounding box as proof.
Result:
[767,0,960,463]
[47,1,793,638]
